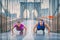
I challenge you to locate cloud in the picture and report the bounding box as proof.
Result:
[41,0,49,9]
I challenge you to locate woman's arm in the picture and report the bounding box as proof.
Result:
[11,26,15,35]
[24,25,27,35]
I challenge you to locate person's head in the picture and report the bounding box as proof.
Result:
[40,19,44,25]
[17,21,20,25]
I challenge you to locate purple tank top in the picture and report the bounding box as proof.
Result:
[14,24,24,31]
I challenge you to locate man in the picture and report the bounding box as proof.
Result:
[12,21,27,35]
[33,19,50,35]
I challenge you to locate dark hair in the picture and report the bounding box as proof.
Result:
[40,19,43,21]
[17,21,20,23]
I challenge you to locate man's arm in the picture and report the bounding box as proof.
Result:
[45,24,50,33]
[33,23,38,33]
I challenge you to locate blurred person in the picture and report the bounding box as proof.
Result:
[11,21,27,35]
[33,19,50,35]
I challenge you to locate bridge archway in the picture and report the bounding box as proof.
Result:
[20,2,41,20]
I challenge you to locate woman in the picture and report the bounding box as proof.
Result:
[12,21,27,35]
